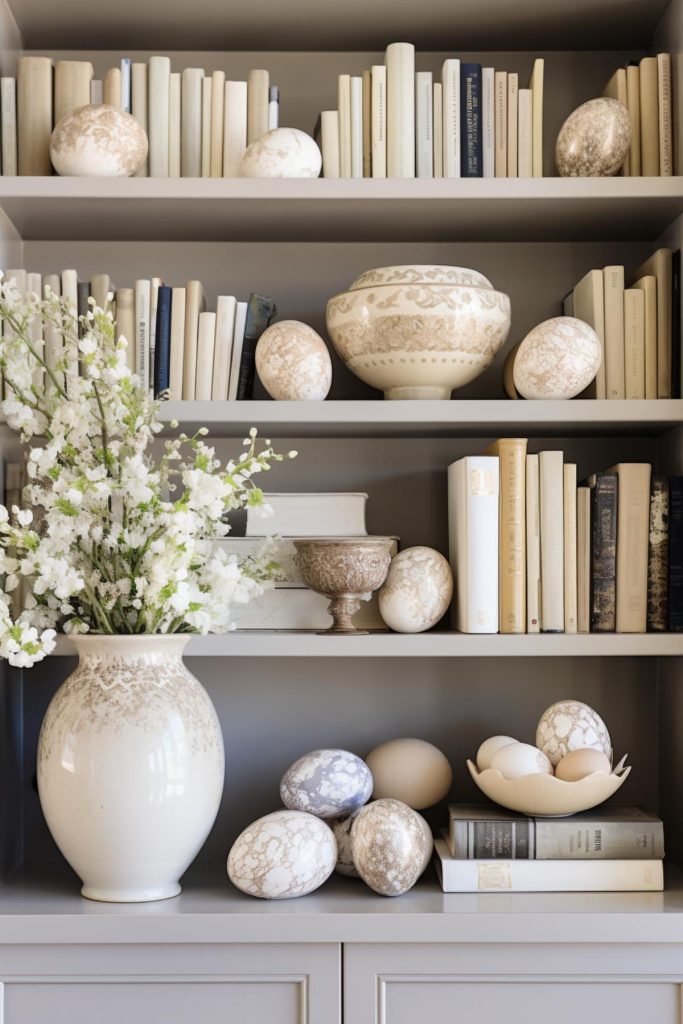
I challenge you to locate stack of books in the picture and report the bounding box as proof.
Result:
[563,246,680,400]
[603,53,673,177]
[448,445,683,634]
[435,804,664,891]
[316,45,544,179]
[5,56,280,177]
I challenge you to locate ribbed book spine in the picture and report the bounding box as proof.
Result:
[668,477,683,632]
[590,473,617,632]
[460,63,482,177]
[648,478,669,631]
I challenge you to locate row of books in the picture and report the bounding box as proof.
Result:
[562,247,680,400]
[6,56,279,177]
[316,45,544,179]
[448,444,683,634]
[435,804,664,891]
[3,268,277,401]
[603,53,673,177]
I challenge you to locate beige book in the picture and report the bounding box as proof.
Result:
[441,58,460,177]
[624,287,645,399]
[526,453,541,633]
[1,78,17,176]
[634,248,672,397]
[603,265,625,399]
[433,82,443,177]
[210,70,225,177]
[247,69,269,145]
[482,67,495,177]
[350,75,363,178]
[639,56,659,176]
[507,72,518,177]
[540,450,564,633]
[17,56,53,175]
[517,88,532,177]
[657,53,673,175]
[321,110,340,178]
[212,295,237,400]
[195,311,216,401]
[132,62,148,176]
[103,66,122,109]
[608,463,652,632]
[528,57,544,177]
[223,80,248,177]
[494,70,507,177]
[201,75,212,176]
[90,273,111,312]
[362,68,372,177]
[182,280,206,400]
[168,72,181,177]
[338,74,352,178]
[115,287,136,373]
[90,80,102,104]
[180,68,203,177]
[572,269,606,399]
[563,464,578,634]
[61,269,79,389]
[54,60,93,124]
[577,485,591,633]
[386,41,415,177]
[149,55,171,177]
[625,64,641,175]
[486,437,527,633]
[27,272,43,389]
[603,68,629,174]
[134,279,151,391]
[43,274,62,378]
[632,275,657,398]
[371,65,387,178]
[168,286,186,400]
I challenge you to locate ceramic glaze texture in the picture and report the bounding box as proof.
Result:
[255,320,332,400]
[330,813,360,876]
[513,316,602,399]
[378,545,453,633]
[536,699,612,766]
[351,798,433,896]
[227,809,337,899]
[240,127,322,178]
[280,748,373,818]
[50,104,148,176]
[349,265,493,289]
[294,537,393,633]
[555,97,631,177]
[37,635,224,902]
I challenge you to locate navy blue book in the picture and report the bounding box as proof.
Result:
[668,476,683,632]
[460,63,482,177]
[153,285,172,397]
[236,293,278,400]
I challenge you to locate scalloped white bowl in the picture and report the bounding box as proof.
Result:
[466,755,631,817]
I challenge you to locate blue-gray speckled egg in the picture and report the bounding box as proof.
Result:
[280,748,373,819]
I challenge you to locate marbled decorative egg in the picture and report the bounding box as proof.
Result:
[256,320,332,401]
[227,809,336,899]
[280,748,373,819]
[330,812,360,877]
[366,737,453,809]
[378,546,453,633]
[513,316,602,400]
[351,798,433,897]
[503,342,522,399]
[536,700,612,767]
[555,97,631,177]
[50,104,148,177]
[240,127,322,178]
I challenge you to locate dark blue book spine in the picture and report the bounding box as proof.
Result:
[236,293,278,400]
[668,476,683,631]
[460,63,482,178]
[153,285,172,397]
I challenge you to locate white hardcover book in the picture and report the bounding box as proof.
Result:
[494,70,507,176]
[526,453,541,633]
[386,42,415,177]
[507,72,518,177]
[246,492,368,538]
[415,71,433,178]
[195,311,216,401]
[201,76,212,177]
[442,58,460,178]
[227,300,248,400]
[604,265,626,400]
[633,275,657,400]
[371,65,387,178]
[563,463,578,634]
[168,72,181,177]
[168,286,186,400]
[61,268,79,390]
[338,74,352,178]
[448,456,499,634]
[26,272,43,389]
[149,276,162,398]
[223,80,248,177]
[182,280,205,401]
[131,62,148,176]
[114,287,135,373]
[43,274,62,375]
[517,87,533,177]
[433,82,443,177]
[247,68,269,145]
[120,57,132,113]
[232,587,386,631]
[540,450,564,633]
[90,79,102,105]
[210,70,225,177]
[134,279,152,391]
[529,57,544,177]
[624,286,646,399]
[212,295,237,399]
[573,269,606,399]
[181,67,203,177]
[320,110,340,178]
[1,78,17,176]
[482,67,494,178]
[577,485,591,634]
[350,75,363,178]
[148,56,171,177]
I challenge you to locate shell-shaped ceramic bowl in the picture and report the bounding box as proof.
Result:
[466,755,631,817]
[349,265,494,290]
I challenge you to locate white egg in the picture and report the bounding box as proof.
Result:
[476,735,519,771]
[536,700,611,767]
[227,810,337,899]
[240,127,322,178]
[555,748,612,782]
[51,104,148,177]
[489,742,553,780]
[280,748,373,819]
[378,546,453,633]
[351,798,433,896]
[256,320,332,401]
[366,737,452,809]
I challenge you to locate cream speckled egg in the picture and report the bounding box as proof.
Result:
[556,97,631,177]
[280,748,373,819]
[240,127,322,178]
[489,742,553,779]
[555,748,612,782]
[513,316,602,400]
[476,735,519,771]
[50,104,148,177]
[378,546,453,633]
[366,737,452,809]
[227,809,336,899]
[256,320,332,401]
[536,700,611,767]
[351,798,433,896]
[330,812,360,877]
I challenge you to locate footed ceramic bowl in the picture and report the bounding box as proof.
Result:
[466,755,631,817]
[294,537,393,634]
[326,265,511,400]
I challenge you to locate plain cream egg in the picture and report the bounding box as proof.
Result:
[476,735,519,771]
[489,742,553,780]
[366,738,452,810]
[555,748,612,782]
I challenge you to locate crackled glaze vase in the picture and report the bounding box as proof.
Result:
[37,635,224,903]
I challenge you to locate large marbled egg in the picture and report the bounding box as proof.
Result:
[227,809,337,899]
[513,316,602,400]
[256,320,332,400]
[555,97,630,177]
[536,700,612,767]
[240,127,322,178]
[378,546,453,633]
[351,798,434,896]
[50,104,148,177]
[330,812,360,877]
[280,748,373,819]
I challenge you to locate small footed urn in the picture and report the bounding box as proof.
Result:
[294,537,393,634]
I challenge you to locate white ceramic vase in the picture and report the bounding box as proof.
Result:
[37,635,224,903]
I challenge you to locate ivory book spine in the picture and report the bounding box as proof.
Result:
[609,462,652,633]
[448,456,499,634]
[539,450,564,633]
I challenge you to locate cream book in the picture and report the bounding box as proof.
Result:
[482,67,495,178]
[572,269,606,399]
[210,70,225,177]
[320,110,340,178]
[448,456,499,634]
[167,286,186,400]
[61,269,79,388]
[634,248,672,397]
[657,52,673,176]
[134,279,151,392]
[625,64,641,175]
[43,274,62,376]
[442,57,460,178]
[564,464,578,634]
[195,311,216,401]
[182,280,206,400]
[486,438,527,633]
[608,462,651,633]
[415,71,433,179]
[90,79,102,104]
[54,60,93,124]
[149,277,162,398]
[517,88,532,177]
[17,56,52,175]
[131,62,149,176]
[540,450,564,633]
[181,68,203,177]
[338,74,352,178]
[362,69,372,176]
[227,301,249,400]
[526,453,541,633]
[494,70,507,177]
[433,82,443,177]
[90,273,111,313]
[632,274,657,399]
[506,72,518,177]
[603,68,629,174]
[528,57,544,177]
[603,265,625,399]
[27,272,43,389]
[386,42,415,177]
[371,65,387,178]
[148,55,171,177]
[624,287,645,399]
[577,485,591,634]
[639,56,659,176]
[246,492,368,537]
[103,66,122,109]
[201,76,212,176]
[350,75,363,178]
[247,69,269,145]
[168,72,181,178]
[1,78,17,176]
[223,80,248,178]
[114,287,135,374]
[212,295,237,400]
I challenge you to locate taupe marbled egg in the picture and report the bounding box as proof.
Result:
[50,104,148,177]
[536,700,612,767]
[513,316,602,400]
[256,320,332,400]
[240,127,322,178]
[378,546,453,633]
[330,812,360,877]
[227,809,337,899]
[555,97,630,177]
[351,798,434,896]
[280,748,373,819]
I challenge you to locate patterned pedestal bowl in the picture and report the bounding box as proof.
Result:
[325,265,511,400]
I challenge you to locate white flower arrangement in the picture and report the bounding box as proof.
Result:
[0,276,295,666]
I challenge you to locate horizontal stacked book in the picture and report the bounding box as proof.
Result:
[603,52,673,177]
[316,44,544,179]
